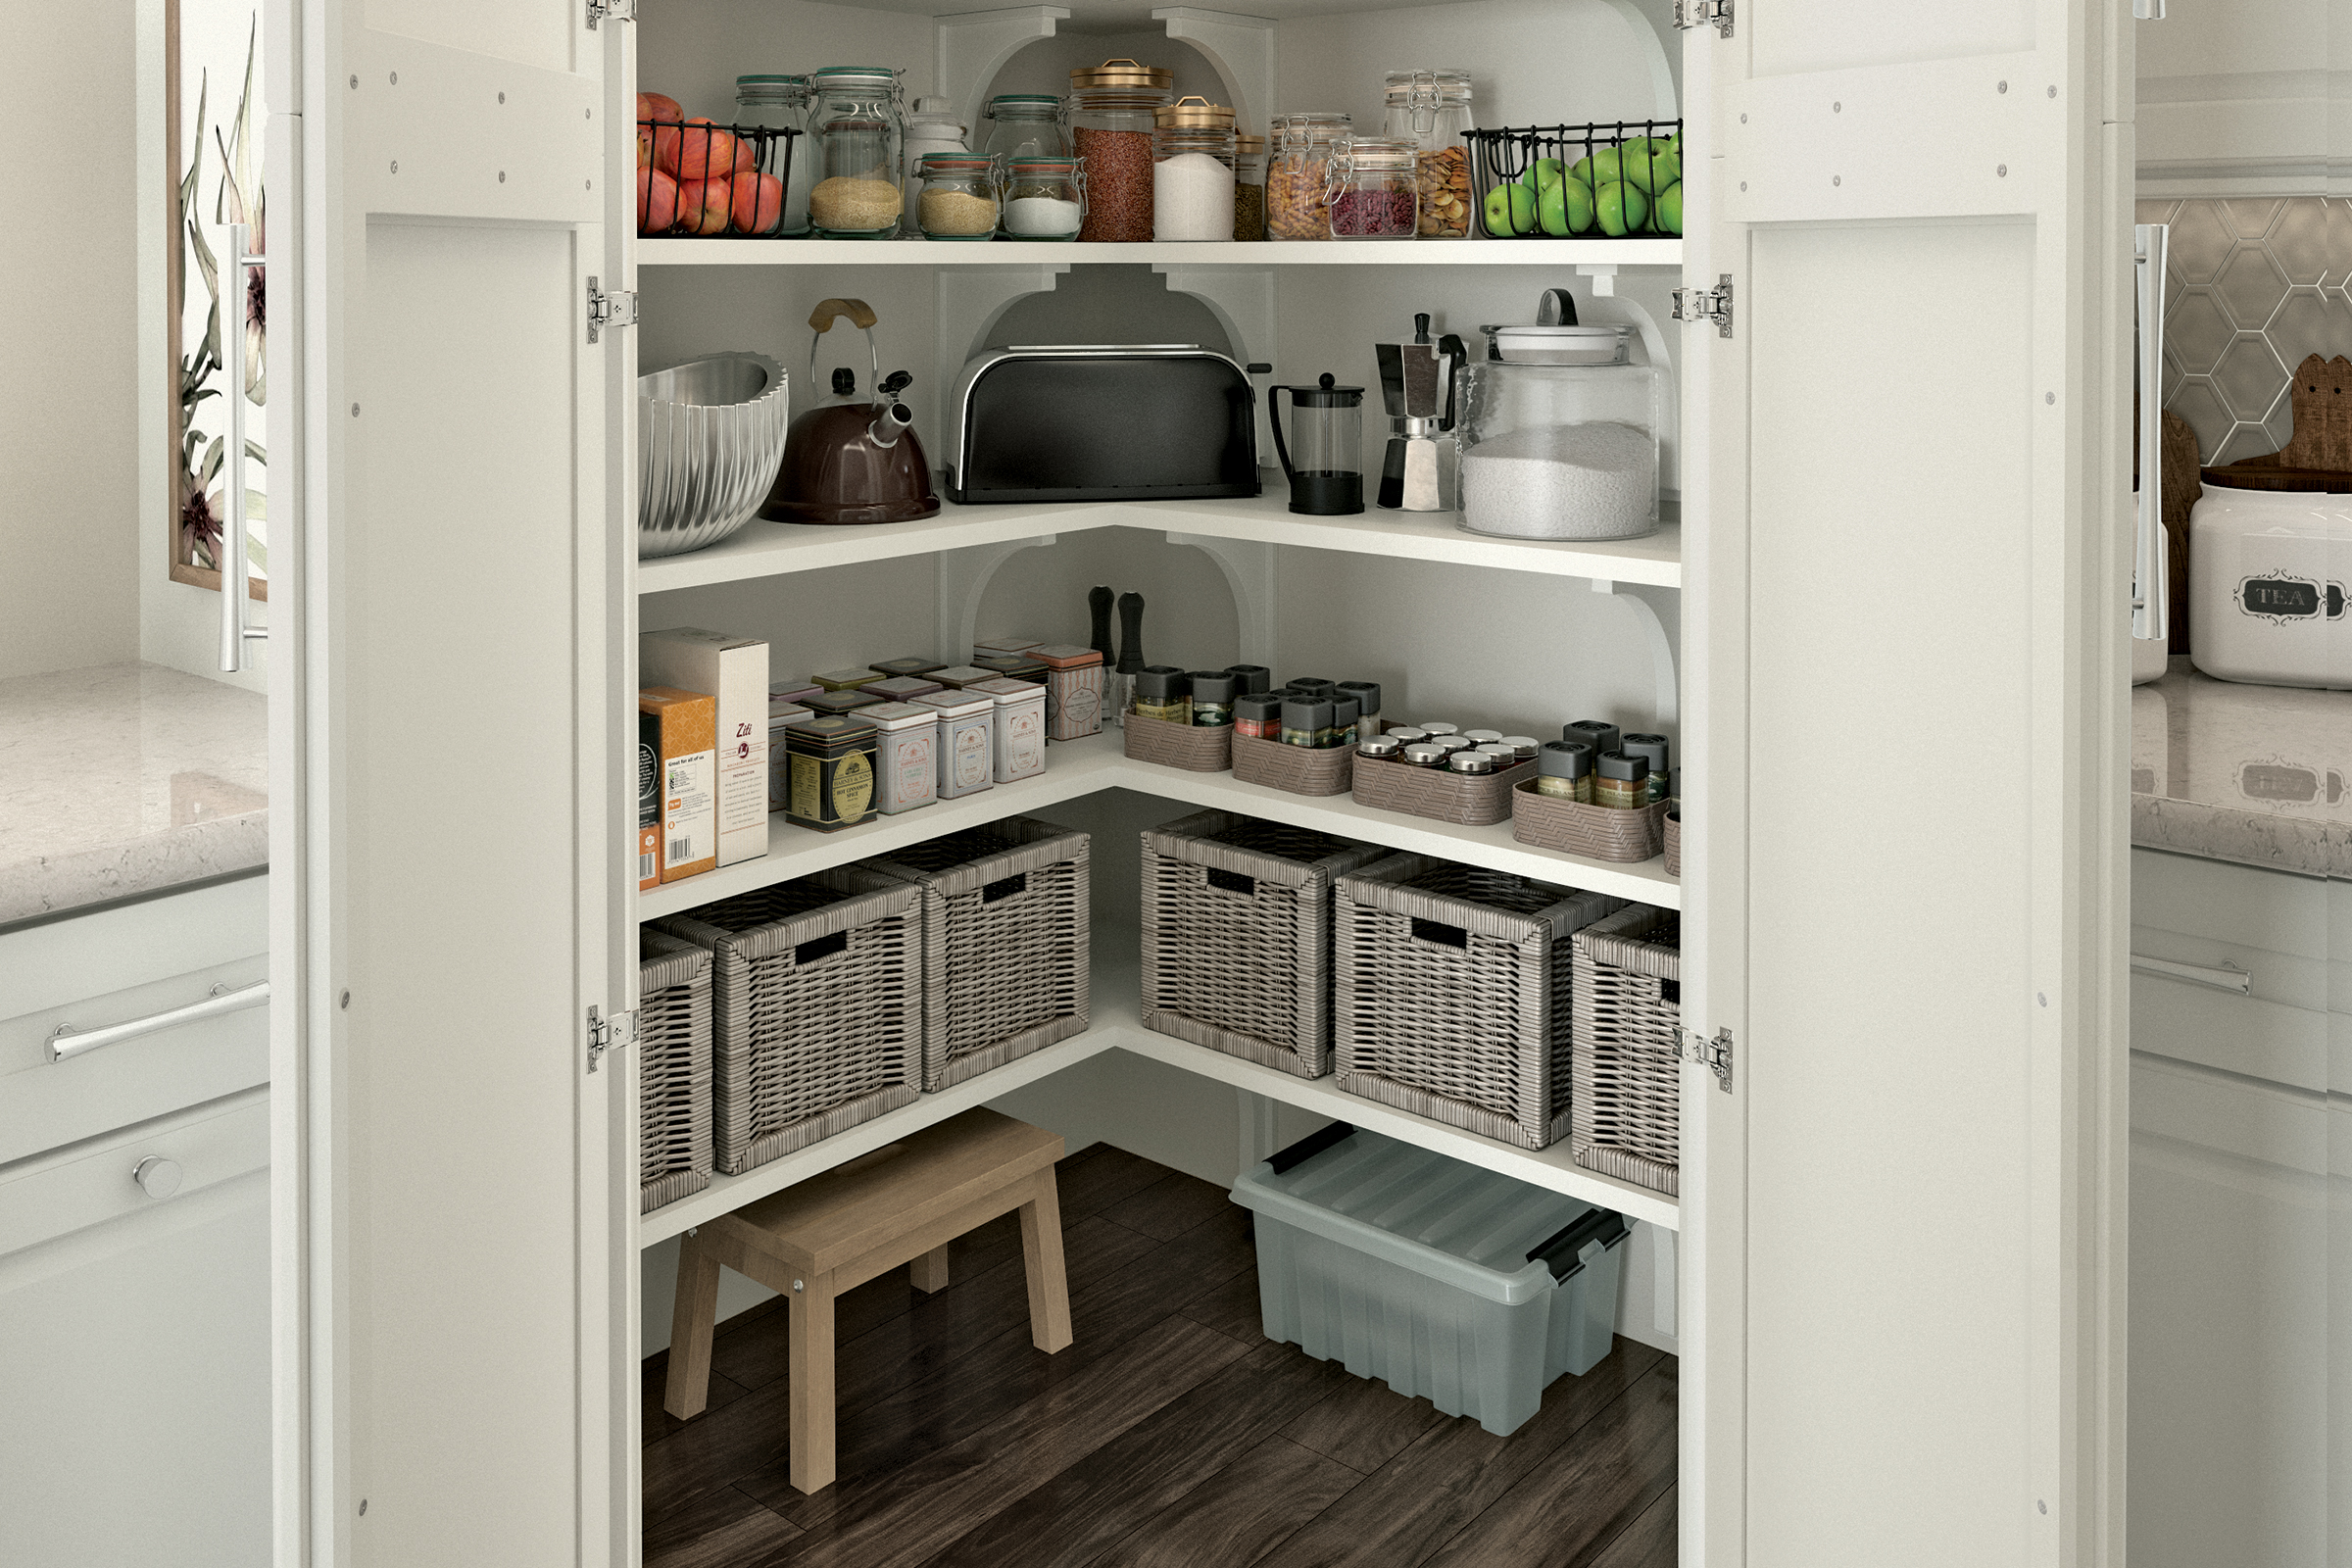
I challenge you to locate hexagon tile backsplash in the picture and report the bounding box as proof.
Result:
[2145,196,2352,466]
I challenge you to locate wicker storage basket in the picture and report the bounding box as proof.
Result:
[1231,731,1353,796]
[652,872,924,1175]
[1663,810,1680,877]
[1123,710,1233,772]
[1334,855,1625,1149]
[637,929,713,1212]
[1351,753,1534,827]
[1570,905,1682,1195]
[858,816,1091,1091]
[1141,811,1389,1078]
[1509,784,1670,863]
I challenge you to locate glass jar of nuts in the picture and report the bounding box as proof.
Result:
[1382,69,1472,239]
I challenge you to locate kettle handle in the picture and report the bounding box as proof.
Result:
[1264,385,1300,485]
[808,299,883,401]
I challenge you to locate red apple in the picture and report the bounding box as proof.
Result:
[637,167,680,233]
[678,176,732,235]
[636,91,682,123]
[636,123,654,169]
[729,171,783,234]
[732,137,759,173]
[672,118,738,182]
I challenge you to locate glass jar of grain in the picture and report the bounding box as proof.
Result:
[1233,133,1267,240]
[915,155,1001,240]
[1068,59,1173,242]
[807,66,906,238]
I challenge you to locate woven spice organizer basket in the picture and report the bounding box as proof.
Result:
[1334,854,1626,1150]
[1231,730,1353,796]
[1352,752,1535,827]
[637,929,713,1212]
[1509,783,1671,863]
[1569,904,1682,1195]
[652,871,924,1175]
[1123,710,1233,771]
[854,815,1091,1092]
[1663,809,1680,877]
[1141,810,1388,1079]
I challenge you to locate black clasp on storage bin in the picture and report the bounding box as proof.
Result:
[1527,1207,1629,1281]
[1265,1120,1356,1175]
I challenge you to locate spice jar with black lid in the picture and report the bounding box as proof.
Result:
[1331,695,1361,746]
[1288,676,1337,697]
[1187,669,1239,726]
[1070,59,1173,241]
[1226,663,1272,694]
[1334,680,1382,727]
[1621,733,1671,804]
[1594,749,1650,808]
[1281,695,1333,747]
[1233,691,1283,740]
[1563,718,1621,757]
[1538,739,1593,801]
[1133,665,1192,725]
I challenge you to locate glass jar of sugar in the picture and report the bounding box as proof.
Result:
[1455,318,1664,541]
[1151,97,1237,241]
[999,158,1086,239]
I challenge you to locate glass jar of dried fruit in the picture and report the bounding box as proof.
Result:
[1382,70,1473,239]
[1323,135,1418,240]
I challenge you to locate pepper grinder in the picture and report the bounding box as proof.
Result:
[1089,586,1118,725]
[1114,592,1147,721]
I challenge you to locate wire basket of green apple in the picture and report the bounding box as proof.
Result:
[1467,122,1683,238]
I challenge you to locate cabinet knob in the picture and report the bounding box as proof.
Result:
[132,1156,184,1200]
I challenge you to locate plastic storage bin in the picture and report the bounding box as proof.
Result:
[1232,1123,1628,1436]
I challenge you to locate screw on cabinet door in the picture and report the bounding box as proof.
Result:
[133,1156,183,1200]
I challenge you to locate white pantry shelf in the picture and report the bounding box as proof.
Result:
[636,939,1681,1245]
[636,492,1682,596]
[634,729,1681,922]
[635,236,1682,269]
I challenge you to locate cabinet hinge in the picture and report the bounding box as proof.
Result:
[1681,1026,1735,1094]
[586,0,636,27]
[587,1004,633,1073]
[1673,275,1735,338]
[587,278,637,344]
[1674,0,1734,36]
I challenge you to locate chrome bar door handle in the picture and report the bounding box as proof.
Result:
[46,980,270,1063]
[2133,0,2166,19]
[2133,222,2170,644]
[220,222,267,672]
[2129,954,2249,994]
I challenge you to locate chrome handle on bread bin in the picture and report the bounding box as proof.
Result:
[2133,222,2170,644]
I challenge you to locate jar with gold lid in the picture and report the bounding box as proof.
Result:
[1068,59,1174,241]
[1152,97,1237,241]
[1233,132,1267,240]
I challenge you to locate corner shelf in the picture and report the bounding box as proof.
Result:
[634,729,1681,923]
[636,493,1682,596]
[634,236,1682,269]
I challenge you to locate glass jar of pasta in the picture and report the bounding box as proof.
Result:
[1267,111,1349,241]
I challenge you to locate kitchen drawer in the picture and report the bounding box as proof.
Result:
[0,1086,269,1255]
[0,874,268,1164]
[2129,849,2341,1093]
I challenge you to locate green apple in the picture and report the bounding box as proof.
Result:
[1656,180,1683,234]
[1518,157,1566,192]
[1594,178,1649,236]
[1586,146,1625,187]
[1483,180,1538,235]
[1567,155,1596,188]
[1562,177,1596,233]
[1620,149,1677,194]
[1538,182,1569,235]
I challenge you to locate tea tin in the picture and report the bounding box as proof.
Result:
[869,656,947,679]
[805,688,882,717]
[813,666,886,693]
[783,714,878,832]
[929,664,1001,690]
[765,700,813,811]
[1032,644,1106,740]
[913,689,996,799]
[866,674,945,704]
[860,702,940,814]
[968,677,1047,781]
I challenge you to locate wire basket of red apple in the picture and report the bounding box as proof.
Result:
[1466,122,1682,239]
[638,92,801,237]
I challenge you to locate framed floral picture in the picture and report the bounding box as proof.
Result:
[168,0,266,603]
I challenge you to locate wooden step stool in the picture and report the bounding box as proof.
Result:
[662,1107,1074,1494]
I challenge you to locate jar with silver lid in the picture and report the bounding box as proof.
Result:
[1498,735,1541,760]
[1448,750,1495,774]
[1473,744,1518,761]
[1462,728,1504,746]
[1430,734,1471,754]
[1357,734,1403,760]
[1384,725,1430,746]
[1399,742,1446,766]
[1419,720,1459,735]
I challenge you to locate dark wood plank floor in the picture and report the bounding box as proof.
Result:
[642,1144,1678,1568]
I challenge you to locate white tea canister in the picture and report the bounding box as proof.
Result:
[860,702,940,813]
[968,677,1047,782]
[912,689,996,799]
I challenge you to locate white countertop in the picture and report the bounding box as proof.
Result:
[2132,660,2350,879]
[0,662,268,924]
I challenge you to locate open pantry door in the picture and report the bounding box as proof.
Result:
[1678,6,2132,1567]
[271,1,634,1563]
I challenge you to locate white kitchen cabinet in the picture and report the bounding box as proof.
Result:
[269,2,2132,1565]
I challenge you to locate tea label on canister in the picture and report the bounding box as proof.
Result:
[953,723,991,788]
[1004,705,1044,775]
[892,733,936,808]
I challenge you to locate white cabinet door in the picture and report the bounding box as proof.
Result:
[1682,8,2131,1564]
[272,3,630,1565]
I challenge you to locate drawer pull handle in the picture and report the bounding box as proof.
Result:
[2129,955,2251,995]
[133,1156,184,1200]
[46,979,270,1063]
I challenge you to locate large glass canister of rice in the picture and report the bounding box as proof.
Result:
[1455,317,1664,541]
[807,66,906,237]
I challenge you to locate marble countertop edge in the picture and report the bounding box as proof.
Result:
[0,810,270,927]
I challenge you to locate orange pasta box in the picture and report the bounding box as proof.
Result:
[635,708,662,893]
[640,627,769,868]
[639,686,717,884]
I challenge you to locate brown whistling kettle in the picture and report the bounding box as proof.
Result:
[760,297,942,525]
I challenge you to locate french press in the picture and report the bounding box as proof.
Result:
[1267,372,1366,515]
